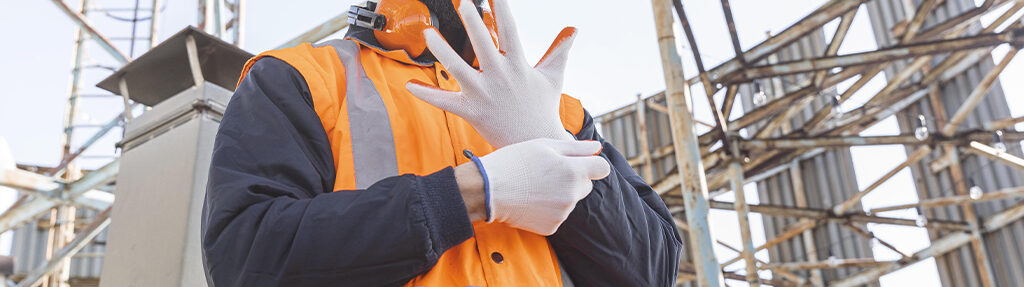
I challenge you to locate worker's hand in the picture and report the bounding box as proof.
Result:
[406,0,577,148]
[477,138,610,235]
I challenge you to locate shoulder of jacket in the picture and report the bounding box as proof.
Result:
[236,43,344,89]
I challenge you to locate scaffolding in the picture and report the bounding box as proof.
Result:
[0,1,348,286]
[1,0,1023,286]
[605,0,1024,286]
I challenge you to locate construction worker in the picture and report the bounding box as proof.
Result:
[201,0,682,286]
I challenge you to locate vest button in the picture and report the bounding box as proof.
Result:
[490,252,504,264]
[440,70,450,80]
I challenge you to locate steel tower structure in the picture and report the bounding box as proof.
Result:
[600,0,1024,285]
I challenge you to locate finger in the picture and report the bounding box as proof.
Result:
[570,156,611,180]
[535,27,578,80]
[546,139,602,156]
[423,28,475,79]
[489,0,525,59]
[457,0,501,67]
[405,80,466,114]
[582,140,604,155]
[571,180,594,201]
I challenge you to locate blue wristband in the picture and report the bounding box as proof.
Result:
[463,149,491,222]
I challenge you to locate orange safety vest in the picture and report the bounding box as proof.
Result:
[236,38,585,286]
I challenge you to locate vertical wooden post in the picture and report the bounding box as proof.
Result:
[47,1,90,285]
[635,94,654,182]
[198,0,214,34]
[212,0,224,38]
[650,0,724,285]
[923,41,1001,285]
[728,158,760,286]
[150,0,162,47]
[948,148,998,287]
[789,161,825,287]
[233,0,246,47]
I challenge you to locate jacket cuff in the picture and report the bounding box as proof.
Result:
[418,167,475,253]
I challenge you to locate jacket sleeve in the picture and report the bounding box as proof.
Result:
[548,110,683,287]
[201,57,474,287]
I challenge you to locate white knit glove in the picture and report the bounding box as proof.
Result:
[406,0,578,147]
[474,138,611,235]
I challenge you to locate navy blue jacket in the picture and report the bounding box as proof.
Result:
[201,57,682,286]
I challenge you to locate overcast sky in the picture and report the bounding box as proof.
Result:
[3,0,1024,285]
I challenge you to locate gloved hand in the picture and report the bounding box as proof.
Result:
[475,138,611,235]
[406,0,578,148]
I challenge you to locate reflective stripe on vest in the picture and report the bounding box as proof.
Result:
[316,39,399,189]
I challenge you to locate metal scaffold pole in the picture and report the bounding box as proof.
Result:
[649,0,724,285]
[151,0,162,47]
[44,1,91,285]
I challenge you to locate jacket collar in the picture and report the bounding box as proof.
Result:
[343,26,437,67]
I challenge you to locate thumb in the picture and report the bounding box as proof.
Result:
[534,27,577,80]
[572,156,611,180]
[546,139,602,156]
[405,80,465,114]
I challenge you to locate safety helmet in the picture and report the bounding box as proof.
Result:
[347,0,499,58]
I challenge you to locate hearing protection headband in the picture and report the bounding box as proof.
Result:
[347,0,499,59]
[347,2,386,31]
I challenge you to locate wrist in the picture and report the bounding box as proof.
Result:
[455,161,487,222]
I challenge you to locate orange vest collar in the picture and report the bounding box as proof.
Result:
[344,35,436,67]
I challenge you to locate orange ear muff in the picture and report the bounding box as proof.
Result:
[373,0,434,58]
[363,0,500,61]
